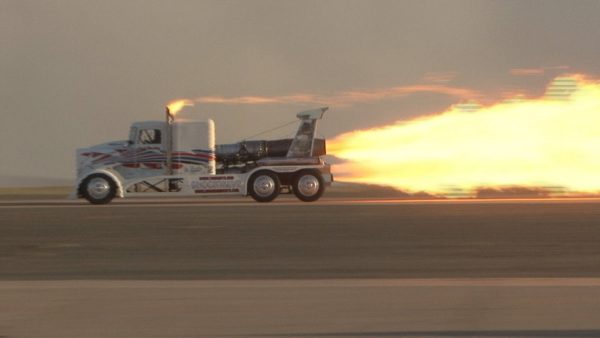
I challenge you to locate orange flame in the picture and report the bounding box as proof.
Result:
[329,74,600,197]
[167,99,194,115]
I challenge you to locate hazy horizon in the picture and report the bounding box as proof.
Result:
[3,0,600,186]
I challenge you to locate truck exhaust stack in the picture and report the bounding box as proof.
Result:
[165,106,175,175]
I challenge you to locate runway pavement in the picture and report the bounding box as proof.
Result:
[3,196,600,337]
[2,196,600,279]
[3,279,600,338]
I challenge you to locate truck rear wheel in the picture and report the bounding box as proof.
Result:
[82,174,116,204]
[293,170,324,202]
[248,171,280,202]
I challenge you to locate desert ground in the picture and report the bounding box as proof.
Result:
[2,185,600,337]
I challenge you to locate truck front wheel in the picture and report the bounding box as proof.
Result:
[293,170,324,202]
[248,171,280,202]
[81,174,117,204]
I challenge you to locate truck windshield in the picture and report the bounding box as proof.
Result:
[139,129,162,144]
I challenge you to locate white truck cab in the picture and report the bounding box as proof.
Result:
[74,107,333,204]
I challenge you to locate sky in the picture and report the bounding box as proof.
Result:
[2,0,600,186]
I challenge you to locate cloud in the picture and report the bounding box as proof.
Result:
[196,95,315,105]
[510,68,546,76]
[422,71,458,83]
[510,65,571,77]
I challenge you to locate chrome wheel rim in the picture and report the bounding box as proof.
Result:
[87,177,110,200]
[297,175,320,196]
[253,175,276,197]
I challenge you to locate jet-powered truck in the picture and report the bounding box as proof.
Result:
[73,107,333,204]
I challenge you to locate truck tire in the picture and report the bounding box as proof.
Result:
[248,171,280,202]
[81,174,117,204]
[292,170,324,202]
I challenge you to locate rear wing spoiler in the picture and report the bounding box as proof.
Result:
[287,107,328,158]
[296,107,328,120]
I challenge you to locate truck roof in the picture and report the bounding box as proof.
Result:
[131,121,164,129]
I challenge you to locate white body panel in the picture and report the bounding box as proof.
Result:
[172,119,216,175]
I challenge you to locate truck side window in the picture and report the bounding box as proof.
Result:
[138,129,162,144]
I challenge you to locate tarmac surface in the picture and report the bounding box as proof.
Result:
[2,196,600,279]
[3,196,600,337]
[4,279,600,338]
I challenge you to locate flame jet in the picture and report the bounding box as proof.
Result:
[328,75,600,196]
[166,99,194,115]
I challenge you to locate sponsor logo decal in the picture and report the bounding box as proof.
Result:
[192,176,242,193]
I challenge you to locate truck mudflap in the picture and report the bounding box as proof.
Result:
[317,164,333,186]
[322,173,334,186]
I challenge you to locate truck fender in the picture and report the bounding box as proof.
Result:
[75,170,125,198]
